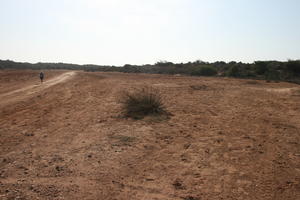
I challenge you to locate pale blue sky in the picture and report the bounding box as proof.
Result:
[0,0,299,65]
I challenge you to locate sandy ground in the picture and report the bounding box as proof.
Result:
[0,70,299,200]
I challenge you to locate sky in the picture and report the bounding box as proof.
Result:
[0,0,299,66]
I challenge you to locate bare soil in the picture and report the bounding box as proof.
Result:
[0,70,299,200]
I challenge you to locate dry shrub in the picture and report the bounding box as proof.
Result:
[245,80,260,85]
[119,86,167,119]
[110,135,136,146]
[190,85,208,90]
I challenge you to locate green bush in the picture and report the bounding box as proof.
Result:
[254,61,269,75]
[119,86,166,119]
[265,69,280,81]
[286,60,300,76]
[199,66,217,76]
[190,65,217,76]
[226,65,241,77]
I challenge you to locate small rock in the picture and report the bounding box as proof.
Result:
[184,144,191,149]
[145,178,155,181]
[173,179,185,190]
[55,166,62,171]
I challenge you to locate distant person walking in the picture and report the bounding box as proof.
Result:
[40,72,44,83]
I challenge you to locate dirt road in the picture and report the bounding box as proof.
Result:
[0,71,299,200]
[0,71,76,107]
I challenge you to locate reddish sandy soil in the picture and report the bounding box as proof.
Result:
[0,70,300,200]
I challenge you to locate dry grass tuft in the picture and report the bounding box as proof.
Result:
[190,85,208,90]
[245,80,260,85]
[119,86,168,119]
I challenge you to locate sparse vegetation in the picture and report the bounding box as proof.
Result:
[190,85,208,90]
[245,80,260,85]
[1,59,300,84]
[119,86,167,119]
